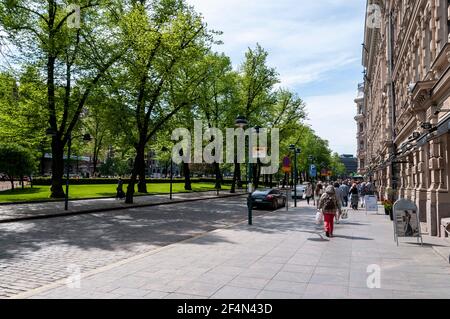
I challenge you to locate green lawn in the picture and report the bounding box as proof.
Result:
[0,183,231,203]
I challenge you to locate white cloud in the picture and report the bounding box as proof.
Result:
[187,0,365,154]
[304,92,357,155]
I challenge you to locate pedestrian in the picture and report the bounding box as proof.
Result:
[318,185,342,238]
[334,182,345,223]
[314,183,323,206]
[116,178,124,200]
[349,183,359,210]
[339,182,349,207]
[305,182,314,205]
[359,182,367,208]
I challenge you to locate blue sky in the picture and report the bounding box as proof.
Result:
[187,0,367,155]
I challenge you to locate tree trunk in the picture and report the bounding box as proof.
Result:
[254,161,262,189]
[183,163,192,190]
[213,162,222,190]
[50,138,65,198]
[126,143,146,203]
[10,177,14,190]
[125,161,138,204]
[93,152,98,175]
[21,176,24,189]
[252,163,258,189]
[237,167,242,188]
[230,161,240,193]
[137,153,147,193]
[40,151,46,176]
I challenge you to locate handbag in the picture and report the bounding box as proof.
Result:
[315,210,324,224]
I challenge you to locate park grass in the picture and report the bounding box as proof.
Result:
[0,182,231,203]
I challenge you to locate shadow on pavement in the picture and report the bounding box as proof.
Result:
[0,197,258,261]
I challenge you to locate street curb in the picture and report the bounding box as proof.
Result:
[0,193,246,224]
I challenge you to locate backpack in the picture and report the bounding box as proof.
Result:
[322,194,336,211]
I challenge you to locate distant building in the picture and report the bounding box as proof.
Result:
[339,154,358,177]
[146,150,181,178]
[40,153,93,177]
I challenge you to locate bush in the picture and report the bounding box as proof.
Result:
[31,177,234,186]
[0,144,36,189]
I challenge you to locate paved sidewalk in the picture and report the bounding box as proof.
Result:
[20,203,450,299]
[0,190,245,222]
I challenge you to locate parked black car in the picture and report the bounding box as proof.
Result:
[251,189,286,210]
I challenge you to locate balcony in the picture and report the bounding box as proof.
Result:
[354,114,364,121]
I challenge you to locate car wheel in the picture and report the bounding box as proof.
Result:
[272,201,278,210]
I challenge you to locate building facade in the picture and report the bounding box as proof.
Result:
[340,154,358,177]
[358,0,450,237]
[355,83,367,175]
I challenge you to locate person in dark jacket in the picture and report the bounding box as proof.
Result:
[116,178,124,200]
[349,183,359,210]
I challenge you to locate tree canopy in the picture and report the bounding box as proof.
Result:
[0,0,345,201]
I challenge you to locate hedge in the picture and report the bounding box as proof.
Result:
[31,177,235,186]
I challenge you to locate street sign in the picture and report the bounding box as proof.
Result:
[365,195,378,212]
[309,164,317,177]
[393,199,423,246]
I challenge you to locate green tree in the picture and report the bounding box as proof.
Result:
[0,143,36,189]
[113,0,215,203]
[0,0,125,198]
[196,53,239,190]
[231,44,279,192]
[330,152,346,179]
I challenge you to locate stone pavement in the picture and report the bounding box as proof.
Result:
[1,196,262,298]
[18,203,450,299]
[0,190,244,222]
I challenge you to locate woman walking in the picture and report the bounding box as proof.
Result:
[314,183,323,206]
[318,185,342,238]
[305,182,314,205]
[349,183,359,210]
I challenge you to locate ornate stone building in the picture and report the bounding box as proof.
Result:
[358,0,450,237]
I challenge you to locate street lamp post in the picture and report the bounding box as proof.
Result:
[170,156,173,200]
[289,145,301,208]
[162,146,173,200]
[235,116,254,226]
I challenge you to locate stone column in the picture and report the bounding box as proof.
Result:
[427,138,440,236]
[405,155,413,199]
[416,146,428,224]
[411,152,418,203]
[398,161,405,198]
[436,134,450,237]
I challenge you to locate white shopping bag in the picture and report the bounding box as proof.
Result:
[315,210,324,225]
